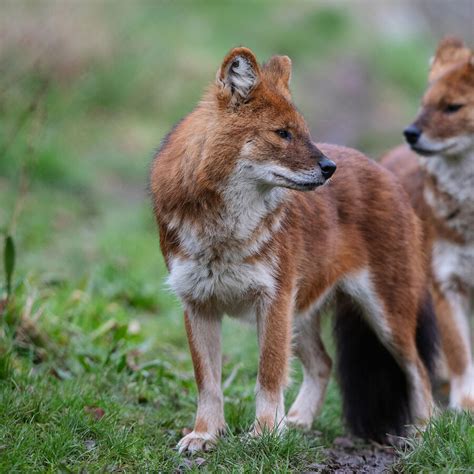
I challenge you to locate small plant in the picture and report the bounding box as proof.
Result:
[3,234,15,300]
[1,234,15,315]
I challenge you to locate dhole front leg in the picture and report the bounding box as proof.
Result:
[253,291,293,435]
[436,287,474,410]
[177,310,225,453]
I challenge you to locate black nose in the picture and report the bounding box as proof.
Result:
[403,125,421,145]
[318,157,337,179]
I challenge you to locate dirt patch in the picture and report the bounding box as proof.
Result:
[306,436,398,474]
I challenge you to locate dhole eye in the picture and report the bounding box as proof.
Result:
[444,103,464,114]
[275,129,292,140]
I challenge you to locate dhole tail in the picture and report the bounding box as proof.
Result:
[333,290,438,441]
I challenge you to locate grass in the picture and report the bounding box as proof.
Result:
[0,272,344,471]
[0,2,472,472]
[395,411,474,473]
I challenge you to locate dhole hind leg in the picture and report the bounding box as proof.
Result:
[287,315,332,429]
[363,306,434,428]
[403,356,435,429]
[368,315,434,429]
[436,286,474,410]
[177,311,225,453]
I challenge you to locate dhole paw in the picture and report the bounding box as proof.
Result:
[177,431,217,454]
[459,396,474,411]
[250,417,286,437]
[286,410,313,430]
[405,417,431,440]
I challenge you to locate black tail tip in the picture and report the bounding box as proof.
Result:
[334,290,439,442]
[334,295,411,442]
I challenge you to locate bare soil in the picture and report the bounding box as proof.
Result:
[306,436,398,474]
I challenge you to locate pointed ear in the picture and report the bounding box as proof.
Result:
[216,47,261,105]
[429,36,471,82]
[264,55,292,96]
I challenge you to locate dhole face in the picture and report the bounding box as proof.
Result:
[404,38,474,157]
[213,49,336,190]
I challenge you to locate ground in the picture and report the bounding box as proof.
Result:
[1,2,473,472]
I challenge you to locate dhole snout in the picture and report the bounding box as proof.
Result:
[268,145,336,191]
[403,37,474,157]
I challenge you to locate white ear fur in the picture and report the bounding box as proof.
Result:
[223,55,258,100]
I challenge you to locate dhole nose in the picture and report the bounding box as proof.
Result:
[403,125,421,145]
[318,157,337,179]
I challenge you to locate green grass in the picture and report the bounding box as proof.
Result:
[0,272,343,471]
[396,411,474,473]
[0,1,472,471]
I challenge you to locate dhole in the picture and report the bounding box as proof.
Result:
[382,37,474,410]
[150,47,437,452]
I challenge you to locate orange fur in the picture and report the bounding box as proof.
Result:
[151,47,435,452]
[382,36,474,410]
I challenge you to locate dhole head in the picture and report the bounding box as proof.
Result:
[403,37,474,157]
[213,47,336,190]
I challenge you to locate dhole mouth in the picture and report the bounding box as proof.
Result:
[411,143,456,156]
[272,172,321,191]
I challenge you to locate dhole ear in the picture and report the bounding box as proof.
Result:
[264,55,292,94]
[216,47,261,105]
[429,36,471,82]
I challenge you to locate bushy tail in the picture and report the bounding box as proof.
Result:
[415,291,439,380]
[333,290,438,442]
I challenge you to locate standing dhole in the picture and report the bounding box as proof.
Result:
[382,37,474,411]
[150,47,437,452]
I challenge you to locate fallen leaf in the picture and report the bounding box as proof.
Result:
[84,406,105,421]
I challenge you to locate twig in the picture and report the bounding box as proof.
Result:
[223,363,242,391]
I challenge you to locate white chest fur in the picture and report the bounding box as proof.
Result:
[423,153,474,242]
[432,239,474,291]
[167,255,276,312]
[166,160,285,315]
